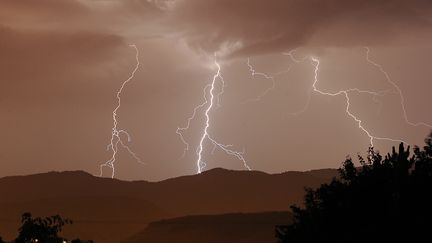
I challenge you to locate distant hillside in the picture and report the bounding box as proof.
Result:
[0,168,337,242]
[123,212,293,243]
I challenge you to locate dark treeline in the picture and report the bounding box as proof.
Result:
[277,133,432,243]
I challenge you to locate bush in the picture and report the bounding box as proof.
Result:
[276,133,432,243]
[0,213,93,243]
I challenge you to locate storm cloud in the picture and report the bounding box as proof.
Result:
[166,0,432,57]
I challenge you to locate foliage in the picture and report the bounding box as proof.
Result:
[12,213,72,243]
[0,213,93,243]
[276,133,432,243]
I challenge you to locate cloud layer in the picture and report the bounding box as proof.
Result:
[166,0,432,57]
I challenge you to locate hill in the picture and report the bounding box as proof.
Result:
[123,212,293,243]
[0,168,337,242]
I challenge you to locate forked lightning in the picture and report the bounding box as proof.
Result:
[99,44,144,178]
[177,57,251,173]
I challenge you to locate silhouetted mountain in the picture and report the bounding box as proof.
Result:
[0,168,337,242]
[123,212,293,243]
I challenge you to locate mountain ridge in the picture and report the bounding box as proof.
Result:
[0,167,337,182]
[0,167,338,243]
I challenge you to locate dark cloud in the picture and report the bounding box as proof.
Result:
[167,0,432,57]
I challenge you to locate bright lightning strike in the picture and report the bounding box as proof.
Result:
[99,44,144,179]
[177,56,251,173]
[243,48,429,157]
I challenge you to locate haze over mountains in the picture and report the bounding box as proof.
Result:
[123,212,293,243]
[0,168,337,242]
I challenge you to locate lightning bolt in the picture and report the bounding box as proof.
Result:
[259,49,411,149]
[242,58,293,104]
[177,56,251,173]
[99,44,144,178]
[364,47,432,129]
[96,45,428,177]
[309,56,407,147]
[241,58,276,104]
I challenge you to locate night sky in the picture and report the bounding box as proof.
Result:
[1,0,431,181]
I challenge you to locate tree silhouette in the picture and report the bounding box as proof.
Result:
[276,133,432,243]
[0,213,93,243]
[13,212,72,243]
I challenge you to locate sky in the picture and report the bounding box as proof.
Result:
[1,0,432,181]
